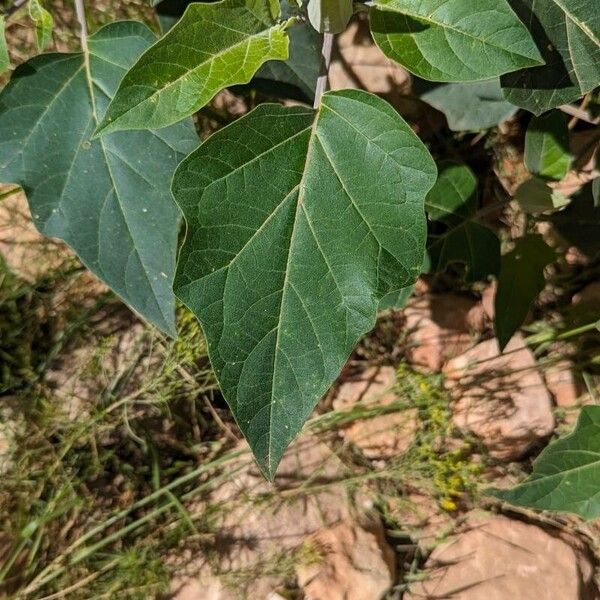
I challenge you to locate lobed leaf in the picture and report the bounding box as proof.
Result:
[494,234,555,350]
[0,22,198,336]
[502,0,600,114]
[172,89,436,477]
[490,406,600,519]
[370,0,543,82]
[524,111,571,181]
[96,0,289,135]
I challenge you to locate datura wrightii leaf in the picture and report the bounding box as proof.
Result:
[96,0,290,135]
[172,89,436,477]
[0,22,198,336]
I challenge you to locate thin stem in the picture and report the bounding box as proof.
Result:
[73,0,88,45]
[313,33,333,109]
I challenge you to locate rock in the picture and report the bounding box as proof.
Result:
[178,435,353,598]
[330,22,409,99]
[545,360,584,408]
[481,282,496,321]
[386,492,454,550]
[572,282,600,320]
[333,367,417,460]
[170,573,236,600]
[405,514,598,600]
[296,519,395,600]
[444,334,554,460]
[404,295,484,372]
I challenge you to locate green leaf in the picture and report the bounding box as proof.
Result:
[502,0,600,114]
[593,177,599,207]
[494,234,554,350]
[425,161,476,225]
[172,89,436,477]
[28,0,53,50]
[0,16,9,76]
[524,111,571,180]
[428,221,500,282]
[96,0,289,135]
[370,0,543,82]
[514,177,569,214]
[414,78,518,132]
[257,5,321,99]
[307,0,353,33]
[489,406,600,519]
[0,22,198,336]
[550,183,600,259]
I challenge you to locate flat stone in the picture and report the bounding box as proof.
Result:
[405,514,598,600]
[297,518,395,600]
[444,334,554,460]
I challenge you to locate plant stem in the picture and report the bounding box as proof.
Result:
[73,0,88,44]
[313,32,333,109]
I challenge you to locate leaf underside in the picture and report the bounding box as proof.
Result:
[370,0,543,82]
[0,22,198,335]
[490,406,600,519]
[414,78,518,132]
[96,0,289,135]
[502,0,600,113]
[172,89,436,477]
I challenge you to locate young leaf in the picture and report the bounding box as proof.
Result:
[524,112,571,181]
[502,0,600,114]
[425,161,477,225]
[28,0,53,50]
[257,2,322,99]
[514,177,569,214]
[307,0,353,34]
[370,0,543,82]
[0,22,198,336]
[95,0,289,135]
[0,16,9,75]
[414,78,518,132]
[172,89,436,477]
[489,406,600,519]
[494,234,554,350]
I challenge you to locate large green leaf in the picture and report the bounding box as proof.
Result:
[490,406,600,519]
[95,0,289,135]
[172,89,436,477]
[494,234,555,350]
[0,22,198,336]
[524,111,571,181]
[502,0,600,114]
[414,78,518,132]
[370,0,543,82]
